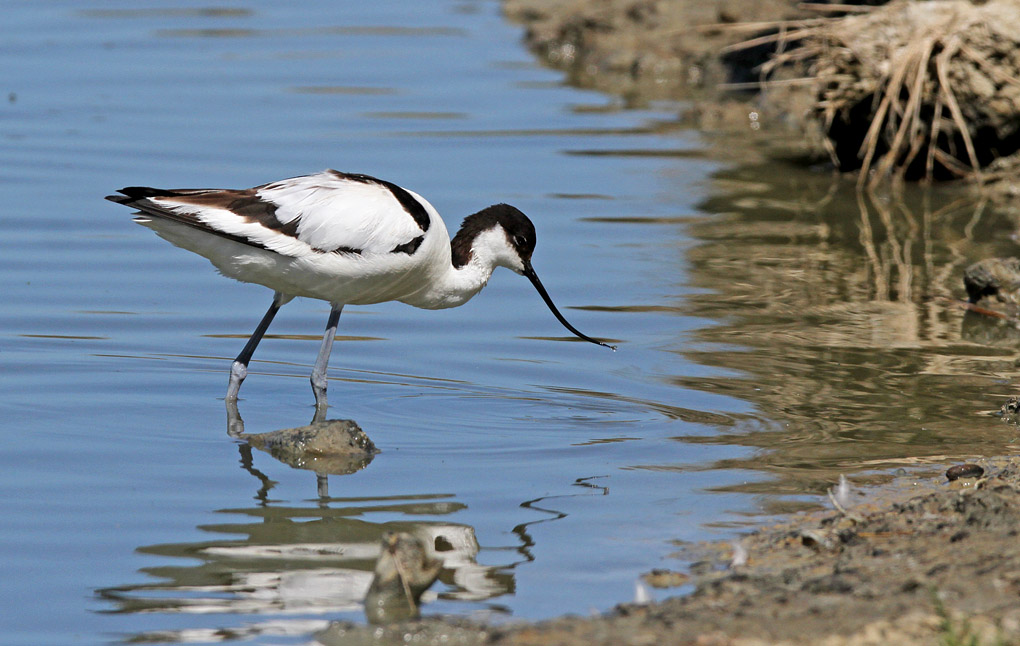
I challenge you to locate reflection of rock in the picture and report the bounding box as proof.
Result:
[960,310,1020,346]
[364,532,442,625]
[242,419,378,474]
[964,257,1020,304]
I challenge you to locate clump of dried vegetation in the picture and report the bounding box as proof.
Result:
[728,0,1020,187]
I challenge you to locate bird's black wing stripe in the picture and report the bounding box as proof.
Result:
[318,245,363,255]
[166,188,303,239]
[107,191,276,252]
[332,171,431,233]
[391,235,424,255]
[107,188,308,254]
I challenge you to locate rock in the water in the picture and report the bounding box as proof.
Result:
[964,257,1020,304]
[242,419,377,474]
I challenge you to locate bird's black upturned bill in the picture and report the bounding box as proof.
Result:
[522,261,616,350]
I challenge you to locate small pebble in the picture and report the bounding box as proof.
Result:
[799,529,836,551]
[1001,396,1020,416]
[641,569,690,588]
[946,464,984,481]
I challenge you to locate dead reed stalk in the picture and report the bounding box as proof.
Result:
[728,0,1020,186]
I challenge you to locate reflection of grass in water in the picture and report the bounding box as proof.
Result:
[668,160,1020,508]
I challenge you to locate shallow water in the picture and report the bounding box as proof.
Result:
[2,1,1019,644]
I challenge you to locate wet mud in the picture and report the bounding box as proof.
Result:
[503,0,805,103]
[317,457,1020,645]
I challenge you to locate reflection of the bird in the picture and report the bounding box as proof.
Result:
[363,531,442,624]
[97,498,514,637]
[99,402,606,640]
[511,475,609,566]
[95,467,613,641]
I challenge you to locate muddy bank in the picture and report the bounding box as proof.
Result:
[503,0,804,102]
[503,0,1020,190]
[502,0,838,172]
[317,457,1020,645]
[503,0,810,131]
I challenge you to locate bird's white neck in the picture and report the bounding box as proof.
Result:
[401,227,520,310]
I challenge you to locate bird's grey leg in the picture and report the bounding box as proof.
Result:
[310,303,343,418]
[226,292,285,402]
[226,398,245,438]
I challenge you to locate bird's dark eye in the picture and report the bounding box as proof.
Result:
[513,235,526,247]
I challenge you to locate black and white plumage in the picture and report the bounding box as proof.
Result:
[107,170,612,410]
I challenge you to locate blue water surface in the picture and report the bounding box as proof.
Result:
[0,1,757,644]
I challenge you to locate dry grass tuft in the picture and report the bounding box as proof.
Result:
[727,0,1020,187]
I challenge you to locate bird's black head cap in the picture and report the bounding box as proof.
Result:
[451,203,535,268]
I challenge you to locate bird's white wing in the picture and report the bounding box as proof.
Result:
[111,170,434,258]
[257,170,434,255]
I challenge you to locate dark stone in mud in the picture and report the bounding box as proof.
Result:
[963,257,1020,304]
[242,419,377,474]
[946,463,984,481]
